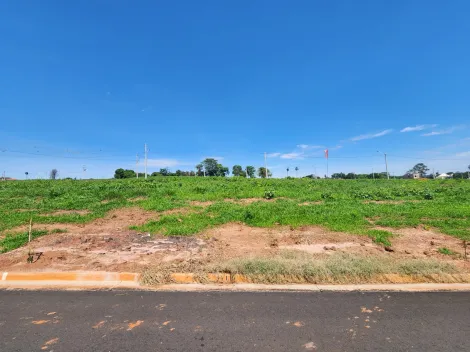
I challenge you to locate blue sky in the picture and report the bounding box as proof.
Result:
[1,0,469,179]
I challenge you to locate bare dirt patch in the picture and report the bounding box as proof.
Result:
[189,200,215,207]
[128,196,148,202]
[42,210,90,216]
[375,226,468,261]
[298,201,324,206]
[1,215,468,275]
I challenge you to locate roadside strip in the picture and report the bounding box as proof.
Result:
[1,271,470,291]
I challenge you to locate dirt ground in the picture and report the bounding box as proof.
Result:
[0,207,468,272]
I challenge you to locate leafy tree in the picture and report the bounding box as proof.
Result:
[232,165,244,177]
[246,166,256,178]
[202,158,219,176]
[114,168,125,179]
[159,168,170,176]
[217,165,229,177]
[331,172,346,179]
[257,167,272,178]
[345,172,356,179]
[114,168,136,179]
[408,163,429,177]
[286,167,290,177]
[199,158,229,177]
[295,167,299,177]
[195,164,204,176]
[50,169,58,180]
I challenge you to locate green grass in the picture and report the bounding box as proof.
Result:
[1,178,470,243]
[438,247,456,255]
[0,230,49,253]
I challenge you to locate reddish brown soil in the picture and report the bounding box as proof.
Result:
[1,208,468,273]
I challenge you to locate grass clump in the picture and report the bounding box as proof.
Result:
[438,247,456,256]
[0,230,48,253]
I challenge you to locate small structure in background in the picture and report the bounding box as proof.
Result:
[436,173,452,179]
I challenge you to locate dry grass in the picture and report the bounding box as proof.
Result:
[141,250,466,285]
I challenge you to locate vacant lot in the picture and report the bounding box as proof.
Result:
[0,178,469,283]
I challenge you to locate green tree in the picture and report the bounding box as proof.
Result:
[257,167,272,178]
[286,167,290,177]
[246,166,256,178]
[50,169,58,180]
[114,168,136,179]
[196,164,204,176]
[295,167,299,177]
[408,163,429,177]
[232,165,244,177]
[199,158,229,177]
[159,168,169,176]
[114,168,125,179]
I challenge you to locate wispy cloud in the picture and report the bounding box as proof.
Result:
[267,152,281,158]
[421,126,463,137]
[280,152,304,160]
[350,129,393,142]
[456,151,470,157]
[400,124,437,132]
[329,145,343,151]
[296,144,323,150]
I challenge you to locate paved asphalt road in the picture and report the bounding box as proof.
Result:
[0,290,469,351]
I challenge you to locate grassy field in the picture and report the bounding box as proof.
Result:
[1,177,469,282]
[1,177,469,242]
[1,178,469,232]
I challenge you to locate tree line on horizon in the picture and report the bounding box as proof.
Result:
[114,160,470,180]
[114,158,272,179]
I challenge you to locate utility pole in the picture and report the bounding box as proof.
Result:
[372,168,375,180]
[136,154,139,179]
[144,144,148,179]
[264,152,267,178]
[385,153,389,180]
[377,151,389,180]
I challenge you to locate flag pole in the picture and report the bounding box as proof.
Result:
[324,149,329,178]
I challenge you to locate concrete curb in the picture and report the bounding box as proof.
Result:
[148,283,470,292]
[1,272,470,291]
[0,271,140,288]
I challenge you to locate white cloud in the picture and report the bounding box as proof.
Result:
[144,159,182,168]
[280,152,304,160]
[456,151,470,157]
[267,152,281,158]
[400,124,437,132]
[296,144,323,150]
[329,145,343,151]
[350,129,394,142]
[421,126,463,137]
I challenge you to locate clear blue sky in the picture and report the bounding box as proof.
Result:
[1,0,469,178]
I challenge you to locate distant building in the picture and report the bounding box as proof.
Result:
[436,173,452,179]
[404,173,420,179]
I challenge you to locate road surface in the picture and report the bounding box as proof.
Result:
[0,290,468,351]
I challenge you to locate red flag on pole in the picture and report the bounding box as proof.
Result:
[324,149,329,159]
